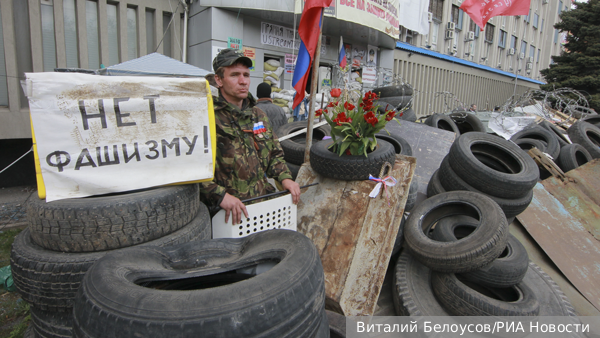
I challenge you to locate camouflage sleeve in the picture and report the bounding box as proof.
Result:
[199,181,227,207]
[256,108,293,182]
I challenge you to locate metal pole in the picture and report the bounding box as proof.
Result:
[304,30,323,163]
[180,0,189,63]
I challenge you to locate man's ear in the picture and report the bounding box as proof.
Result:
[214,75,223,88]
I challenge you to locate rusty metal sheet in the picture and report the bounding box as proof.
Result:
[517,161,600,311]
[296,154,416,316]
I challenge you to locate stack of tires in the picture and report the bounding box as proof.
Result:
[277,121,331,180]
[427,132,539,223]
[424,113,460,135]
[71,229,330,338]
[448,112,486,134]
[11,184,212,338]
[566,120,600,161]
[394,191,577,317]
[372,84,417,122]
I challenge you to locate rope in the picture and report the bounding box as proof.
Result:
[0,147,32,175]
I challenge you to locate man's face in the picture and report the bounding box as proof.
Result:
[215,63,250,103]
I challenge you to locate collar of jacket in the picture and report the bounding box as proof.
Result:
[256,98,273,103]
[213,91,257,118]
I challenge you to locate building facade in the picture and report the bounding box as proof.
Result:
[394,0,571,115]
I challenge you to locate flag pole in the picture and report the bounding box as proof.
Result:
[303,27,323,163]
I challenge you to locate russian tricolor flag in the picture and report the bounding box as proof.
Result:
[339,36,347,69]
[292,0,333,109]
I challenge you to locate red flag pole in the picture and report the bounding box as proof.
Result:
[303,28,323,163]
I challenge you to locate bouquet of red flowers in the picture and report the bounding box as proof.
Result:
[316,90,401,157]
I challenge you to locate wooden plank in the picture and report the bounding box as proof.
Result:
[296,154,416,316]
[517,166,600,311]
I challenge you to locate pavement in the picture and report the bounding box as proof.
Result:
[0,185,36,230]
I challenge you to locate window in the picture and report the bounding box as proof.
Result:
[0,7,7,106]
[162,13,172,57]
[451,5,464,30]
[469,20,480,38]
[63,0,78,68]
[558,1,563,15]
[537,48,541,62]
[529,45,535,58]
[86,0,100,69]
[406,29,414,45]
[511,35,518,50]
[499,30,507,48]
[107,3,119,66]
[533,13,539,29]
[521,41,527,56]
[127,7,138,60]
[554,29,559,43]
[431,22,439,46]
[146,9,155,54]
[541,18,544,31]
[484,23,494,43]
[14,0,33,108]
[41,2,56,72]
[429,0,444,22]
[525,9,531,23]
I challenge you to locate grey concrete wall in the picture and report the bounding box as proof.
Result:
[394,49,540,118]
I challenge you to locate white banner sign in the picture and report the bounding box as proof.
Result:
[26,73,215,202]
[362,67,377,84]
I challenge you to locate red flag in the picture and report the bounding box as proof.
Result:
[292,0,333,109]
[460,0,531,31]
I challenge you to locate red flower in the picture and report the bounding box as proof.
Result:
[363,111,378,127]
[345,149,352,155]
[331,88,342,98]
[327,101,339,108]
[338,112,347,120]
[333,117,341,126]
[344,101,355,111]
[315,109,323,117]
[385,110,396,121]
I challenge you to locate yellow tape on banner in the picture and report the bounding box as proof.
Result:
[30,114,46,200]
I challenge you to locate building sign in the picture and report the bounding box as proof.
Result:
[285,53,297,74]
[243,46,256,71]
[228,37,242,50]
[261,22,300,50]
[26,73,216,202]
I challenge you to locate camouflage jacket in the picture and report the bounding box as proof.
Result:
[199,93,293,208]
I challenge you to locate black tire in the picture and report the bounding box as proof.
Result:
[27,184,200,253]
[287,162,301,180]
[277,121,331,165]
[372,84,413,97]
[431,216,529,288]
[425,114,460,135]
[438,156,533,219]
[510,126,560,160]
[449,112,486,133]
[375,132,412,156]
[582,115,600,129]
[426,169,446,197]
[557,144,593,172]
[568,121,600,159]
[398,108,417,122]
[448,132,539,199]
[514,138,547,153]
[403,191,509,273]
[30,306,73,338]
[73,230,325,338]
[539,120,570,148]
[393,250,576,317]
[431,271,539,316]
[404,180,418,212]
[326,311,345,338]
[11,204,211,311]
[375,96,412,110]
[391,215,406,258]
[309,139,396,181]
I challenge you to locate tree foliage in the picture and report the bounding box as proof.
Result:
[540,0,600,112]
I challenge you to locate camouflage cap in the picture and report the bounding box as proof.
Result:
[212,48,253,72]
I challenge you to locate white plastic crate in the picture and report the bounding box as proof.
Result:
[211,194,297,239]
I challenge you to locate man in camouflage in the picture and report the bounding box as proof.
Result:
[200,48,300,224]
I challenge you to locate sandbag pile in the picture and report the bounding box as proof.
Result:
[263,59,284,89]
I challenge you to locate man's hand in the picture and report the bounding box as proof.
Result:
[282,179,301,204]
[220,193,249,225]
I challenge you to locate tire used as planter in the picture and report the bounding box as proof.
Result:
[310,139,396,181]
[431,271,540,316]
[73,230,326,338]
[510,125,560,160]
[277,121,331,166]
[27,184,200,253]
[567,121,600,159]
[425,114,460,135]
[372,84,413,97]
[449,112,486,134]
[448,132,539,199]
[403,191,509,273]
[431,216,529,288]
[557,143,593,173]
[393,250,576,317]
[11,203,211,311]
